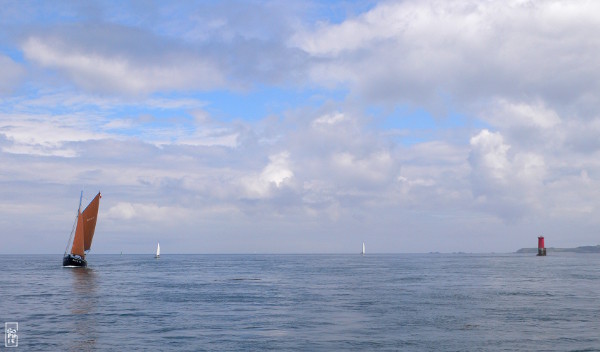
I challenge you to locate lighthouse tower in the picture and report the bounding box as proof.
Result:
[537,236,546,256]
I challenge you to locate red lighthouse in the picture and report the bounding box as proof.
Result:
[537,236,546,256]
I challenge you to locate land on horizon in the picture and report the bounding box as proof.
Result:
[516,245,600,254]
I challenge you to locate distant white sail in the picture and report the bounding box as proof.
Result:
[155,242,160,258]
[362,242,365,255]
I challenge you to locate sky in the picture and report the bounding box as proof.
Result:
[1,0,600,254]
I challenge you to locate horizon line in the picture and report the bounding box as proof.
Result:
[0,251,521,255]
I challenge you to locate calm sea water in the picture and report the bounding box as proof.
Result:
[1,253,599,351]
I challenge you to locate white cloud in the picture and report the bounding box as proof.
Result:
[0,113,106,157]
[484,99,561,129]
[176,128,239,148]
[261,152,294,187]
[292,1,408,57]
[241,151,294,198]
[8,91,206,113]
[469,130,511,183]
[22,35,224,95]
[0,55,24,94]
[105,202,191,222]
[331,151,394,184]
[469,129,548,219]
[311,111,345,128]
[293,0,600,113]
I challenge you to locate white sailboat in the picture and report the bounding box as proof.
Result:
[361,242,365,255]
[155,242,160,258]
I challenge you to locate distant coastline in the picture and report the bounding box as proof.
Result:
[516,245,600,254]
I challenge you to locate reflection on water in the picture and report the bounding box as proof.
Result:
[68,268,97,352]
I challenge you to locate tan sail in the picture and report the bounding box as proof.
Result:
[82,192,101,251]
[70,192,101,257]
[71,211,85,257]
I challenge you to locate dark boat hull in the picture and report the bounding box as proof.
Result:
[63,254,87,267]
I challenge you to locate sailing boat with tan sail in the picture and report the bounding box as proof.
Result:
[63,191,101,267]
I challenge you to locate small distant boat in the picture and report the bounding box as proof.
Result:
[155,242,160,258]
[63,191,101,267]
[361,242,365,255]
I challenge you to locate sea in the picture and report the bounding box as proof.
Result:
[1,253,599,351]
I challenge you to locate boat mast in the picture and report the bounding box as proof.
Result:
[63,191,83,256]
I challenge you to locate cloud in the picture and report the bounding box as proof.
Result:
[469,129,546,220]
[22,25,225,95]
[0,55,24,94]
[241,151,294,199]
[293,0,600,114]
[469,130,511,184]
[331,151,394,185]
[484,99,561,130]
[311,111,345,128]
[17,1,311,96]
[105,202,191,222]
[176,127,239,148]
[0,113,107,157]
